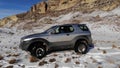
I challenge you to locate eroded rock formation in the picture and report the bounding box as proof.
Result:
[0,0,120,27]
[30,2,47,14]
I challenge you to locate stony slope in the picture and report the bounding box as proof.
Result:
[0,9,120,68]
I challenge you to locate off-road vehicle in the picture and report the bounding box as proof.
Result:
[19,24,94,59]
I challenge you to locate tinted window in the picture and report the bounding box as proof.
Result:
[55,25,74,34]
[78,25,89,31]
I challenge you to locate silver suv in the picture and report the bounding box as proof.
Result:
[19,24,94,59]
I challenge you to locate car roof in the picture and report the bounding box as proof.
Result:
[51,24,86,28]
[57,24,86,26]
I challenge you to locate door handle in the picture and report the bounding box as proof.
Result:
[66,34,70,36]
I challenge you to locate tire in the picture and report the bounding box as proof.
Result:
[31,45,46,59]
[74,42,88,54]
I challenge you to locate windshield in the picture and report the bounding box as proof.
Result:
[44,26,57,33]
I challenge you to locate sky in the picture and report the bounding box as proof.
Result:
[0,0,42,19]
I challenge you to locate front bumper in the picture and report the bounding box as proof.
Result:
[19,41,30,51]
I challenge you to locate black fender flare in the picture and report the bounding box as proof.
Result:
[73,36,89,46]
[28,38,49,51]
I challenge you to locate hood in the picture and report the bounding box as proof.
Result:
[22,32,48,39]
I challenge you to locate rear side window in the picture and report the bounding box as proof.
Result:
[78,25,89,31]
[54,25,74,34]
[59,25,74,33]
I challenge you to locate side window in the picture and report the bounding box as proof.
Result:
[55,25,74,34]
[69,26,74,32]
[54,27,60,34]
[78,25,89,31]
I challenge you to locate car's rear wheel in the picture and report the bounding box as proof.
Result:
[74,42,88,54]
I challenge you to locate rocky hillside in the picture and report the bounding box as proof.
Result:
[0,0,120,27]
[0,0,120,68]
[0,7,120,68]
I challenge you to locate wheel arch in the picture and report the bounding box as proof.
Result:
[27,38,49,52]
[74,36,89,47]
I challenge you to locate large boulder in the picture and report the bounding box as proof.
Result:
[0,15,18,27]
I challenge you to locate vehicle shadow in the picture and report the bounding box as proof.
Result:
[46,45,94,55]
[46,48,73,55]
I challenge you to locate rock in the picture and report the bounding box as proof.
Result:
[75,61,80,64]
[0,55,3,60]
[77,0,120,12]
[98,66,103,68]
[55,63,59,68]
[65,58,71,63]
[112,44,117,48]
[30,2,47,14]
[48,0,120,12]
[8,59,16,64]
[39,60,48,66]
[102,50,107,54]
[99,0,119,11]
[8,15,18,22]
[59,0,78,10]
[29,56,39,62]
[0,15,18,27]
[48,0,78,11]
[0,65,2,67]
[47,0,59,11]
[6,65,13,68]
[49,58,56,62]
[11,53,19,57]
[30,0,120,13]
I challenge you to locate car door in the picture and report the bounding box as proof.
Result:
[48,25,75,49]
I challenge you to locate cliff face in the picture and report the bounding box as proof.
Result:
[0,0,120,27]
[30,2,47,14]
[47,0,78,11]
[79,0,120,11]
[30,0,120,13]
[22,0,120,20]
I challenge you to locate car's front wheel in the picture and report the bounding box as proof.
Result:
[74,42,88,54]
[31,45,46,59]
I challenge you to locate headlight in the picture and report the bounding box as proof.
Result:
[23,38,33,41]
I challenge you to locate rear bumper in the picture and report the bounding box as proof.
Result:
[88,43,94,49]
[87,43,94,52]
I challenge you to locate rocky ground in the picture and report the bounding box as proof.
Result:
[0,7,120,68]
